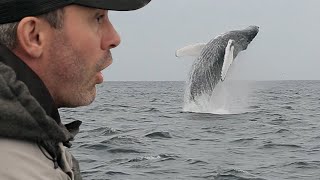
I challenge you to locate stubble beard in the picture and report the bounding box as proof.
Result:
[48,32,98,108]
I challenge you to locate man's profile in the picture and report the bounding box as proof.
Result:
[0,0,151,179]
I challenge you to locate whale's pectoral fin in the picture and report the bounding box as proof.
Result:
[221,39,235,81]
[175,43,207,57]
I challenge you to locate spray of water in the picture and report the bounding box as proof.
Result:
[183,60,251,114]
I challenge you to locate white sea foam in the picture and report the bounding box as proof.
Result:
[183,61,251,114]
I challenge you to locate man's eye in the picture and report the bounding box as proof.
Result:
[96,15,105,24]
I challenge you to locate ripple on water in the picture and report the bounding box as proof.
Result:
[230,137,256,144]
[108,148,144,154]
[79,158,96,164]
[249,105,260,109]
[128,155,162,163]
[283,161,320,169]
[135,107,161,113]
[189,138,220,142]
[79,143,110,150]
[101,135,142,145]
[127,154,180,163]
[260,143,302,149]
[275,128,290,133]
[214,169,267,180]
[202,129,226,135]
[282,105,294,110]
[214,174,266,180]
[81,170,101,175]
[158,115,175,118]
[145,169,179,175]
[145,131,172,139]
[186,159,209,165]
[105,171,130,175]
[269,118,288,125]
[87,127,120,136]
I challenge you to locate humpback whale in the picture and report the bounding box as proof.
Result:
[176,26,259,102]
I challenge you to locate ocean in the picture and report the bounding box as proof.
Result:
[60,81,320,180]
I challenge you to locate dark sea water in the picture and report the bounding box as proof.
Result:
[60,81,320,180]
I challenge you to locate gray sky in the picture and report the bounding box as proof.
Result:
[103,0,320,81]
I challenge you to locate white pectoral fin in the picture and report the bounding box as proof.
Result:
[175,43,206,57]
[221,39,235,81]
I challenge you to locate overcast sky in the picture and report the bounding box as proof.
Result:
[104,0,320,81]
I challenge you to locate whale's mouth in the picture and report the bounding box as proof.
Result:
[248,34,257,43]
[248,26,259,42]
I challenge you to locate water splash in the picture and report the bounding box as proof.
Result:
[183,61,251,114]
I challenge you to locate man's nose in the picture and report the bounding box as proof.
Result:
[101,22,121,50]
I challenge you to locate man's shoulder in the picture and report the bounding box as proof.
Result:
[0,138,71,180]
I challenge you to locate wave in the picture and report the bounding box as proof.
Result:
[87,127,120,136]
[105,171,129,175]
[284,161,320,169]
[214,174,266,180]
[128,155,162,163]
[282,105,294,110]
[102,135,142,145]
[135,107,161,113]
[108,148,143,154]
[145,131,172,139]
[214,168,267,180]
[189,138,219,142]
[230,138,256,143]
[186,159,209,165]
[275,129,290,133]
[79,143,110,150]
[127,154,179,163]
[260,143,302,149]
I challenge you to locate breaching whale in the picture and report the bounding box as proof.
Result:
[176,26,259,102]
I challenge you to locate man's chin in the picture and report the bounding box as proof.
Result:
[60,90,96,108]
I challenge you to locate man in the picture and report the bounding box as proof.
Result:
[0,0,151,179]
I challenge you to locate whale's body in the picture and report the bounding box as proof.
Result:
[176,26,259,102]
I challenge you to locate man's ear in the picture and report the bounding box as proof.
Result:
[16,17,45,58]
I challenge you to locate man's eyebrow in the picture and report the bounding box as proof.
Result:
[93,9,106,16]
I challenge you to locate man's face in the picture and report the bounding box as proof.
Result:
[46,5,120,107]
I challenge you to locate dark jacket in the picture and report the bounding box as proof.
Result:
[0,44,82,180]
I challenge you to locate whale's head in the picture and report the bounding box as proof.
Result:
[229,25,259,51]
[243,25,259,43]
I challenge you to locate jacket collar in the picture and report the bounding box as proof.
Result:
[0,43,61,124]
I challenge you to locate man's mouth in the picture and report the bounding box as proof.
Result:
[96,71,104,84]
